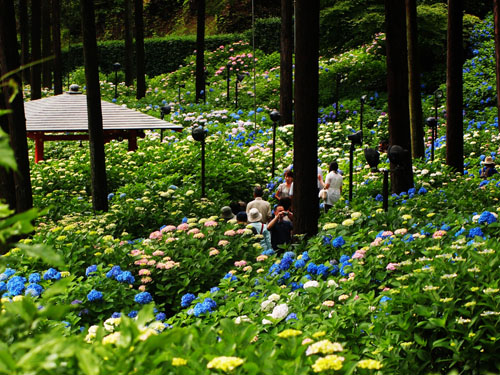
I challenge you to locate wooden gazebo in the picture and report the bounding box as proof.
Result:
[24,87,182,162]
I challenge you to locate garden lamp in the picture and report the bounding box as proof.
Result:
[226,63,231,103]
[387,144,409,169]
[364,147,389,211]
[360,95,367,133]
[347,130,363,203]
[178,83,185,104]
[159,104,172,141]
[426,116,438,161]
[364,148,380,172]
[434,88,443,121]
[270,110,281,179]
[192,125,208,198]
[235,73,245,109]
[113,62,121,99]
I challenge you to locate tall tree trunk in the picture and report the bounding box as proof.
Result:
[80,0,108,212]
[195,0,206,103]
[494,0,500,127]
[134,0,146,99]
[0,0,33,213]
[385,0,414,193]
[406,0,425,158]
[124,0,134,86]
[41,0,52,89]
[19,0,30,85]
[30,0,42,99]
[280,0,293,126]
[0,95,16,210]
[446,0,463,173]
[52,0,63,94]
[293,0,319,237]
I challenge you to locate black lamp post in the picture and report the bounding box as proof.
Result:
[112,62,121,99]
[226,63,231,103]
[360,95,367,133]
[160,104,171,141]
[270,110,281,178]
[426,116,438,161]
[434,88,443,122]
[235,73,245,108]
[178,83,185,104]
[347,130,363,203]
[334,73,341,119]
[364,147,389,211]
[192,125,207,198]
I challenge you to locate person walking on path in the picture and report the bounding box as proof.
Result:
[247,186,271,223]
[321,161,343,213]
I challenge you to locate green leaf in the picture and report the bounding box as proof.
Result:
[414,332,427,346]
[0,128,16,171]
[17,243,64,267]
[76,349,100,375]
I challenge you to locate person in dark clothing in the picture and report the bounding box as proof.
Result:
[267,205,293,252]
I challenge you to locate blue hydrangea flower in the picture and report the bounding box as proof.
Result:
[85,265,97,277]
[0,268,16,281]
[294,259,306,269]
[380,296,392,303]
[0,282,6,292]
[332,236,346,248]
[7,276,26,296]
[418,187,428,195]
[203,298,217,311]
[283,251,295,260]
[28,273,41,283]
[43,268,61,281]
[375,194,383,201]
[156,312,166,321]
[261,249,275,256]
[339,255,351,264]
[330,265,339,275]
[322,235,332,245]
[111,312,121,318]
[306,262,317,275]
[128,310,138,318]
[478,211,497,225]
[106,265,122,279]
[316,264,329,277]
[181,293,196,308]
[25,283,43,297]
[210,287,220,293]
[301,251,310,262]
[116,271,135,284]
[290,282,303,291]
[223,273,237,282]
[467,227,484,239]
[285,313,298,321]
[279,257,293,271]
[135,292,153,304]
[250,292,259,297]
[87,290,103,302]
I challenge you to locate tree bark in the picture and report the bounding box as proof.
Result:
[0,0,33,213]
[406,0,425,159]
[280,0,293,126]
[30,0,42,99]
[494,0,500,128]
[124,0,134,86]
[52,0,63,95]
[385,0,414,193]
[41,0,52,89]
[195,0,206,103]
[80,0,108,212]
[293,0,319,237]
[446,0,463,173]
[19,0,30,85]
[134,0,146,99]
[0,95,16,210]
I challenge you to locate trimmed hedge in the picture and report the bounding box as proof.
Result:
[62,33,242,77]
[243,17,281,55]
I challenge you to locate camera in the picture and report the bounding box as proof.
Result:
[282,212,288,217]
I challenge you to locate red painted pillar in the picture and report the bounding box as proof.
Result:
[128,130,137,151]
[34,133,44,163]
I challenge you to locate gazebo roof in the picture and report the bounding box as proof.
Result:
[24,90,182,132]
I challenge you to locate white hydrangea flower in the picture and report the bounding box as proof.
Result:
[268,293,281,302]
[261,300,276,311]
[270,304,289,319]
[303,280,320,289]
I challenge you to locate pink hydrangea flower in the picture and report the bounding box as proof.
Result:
[141,276,152,284]
[161,225,177,233]
[134,258,149,265]
[352,250,366,259]
[209,248,220,256]
[129,249,144,257]
[218,240,229,247]
[204,220,218,227]
[234,260,247,267]
[152,250,164,257]
[138,285,147,291]
[386,263,399,271]
[138,269,151,276]
[256,255,268,262]
[177,223,189,231]
[224,230,236,237]
[147,260,156,266]
[149,231,162,240]
[188,228,200,235]
[433,230,447,239]
[193,233,205,239]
